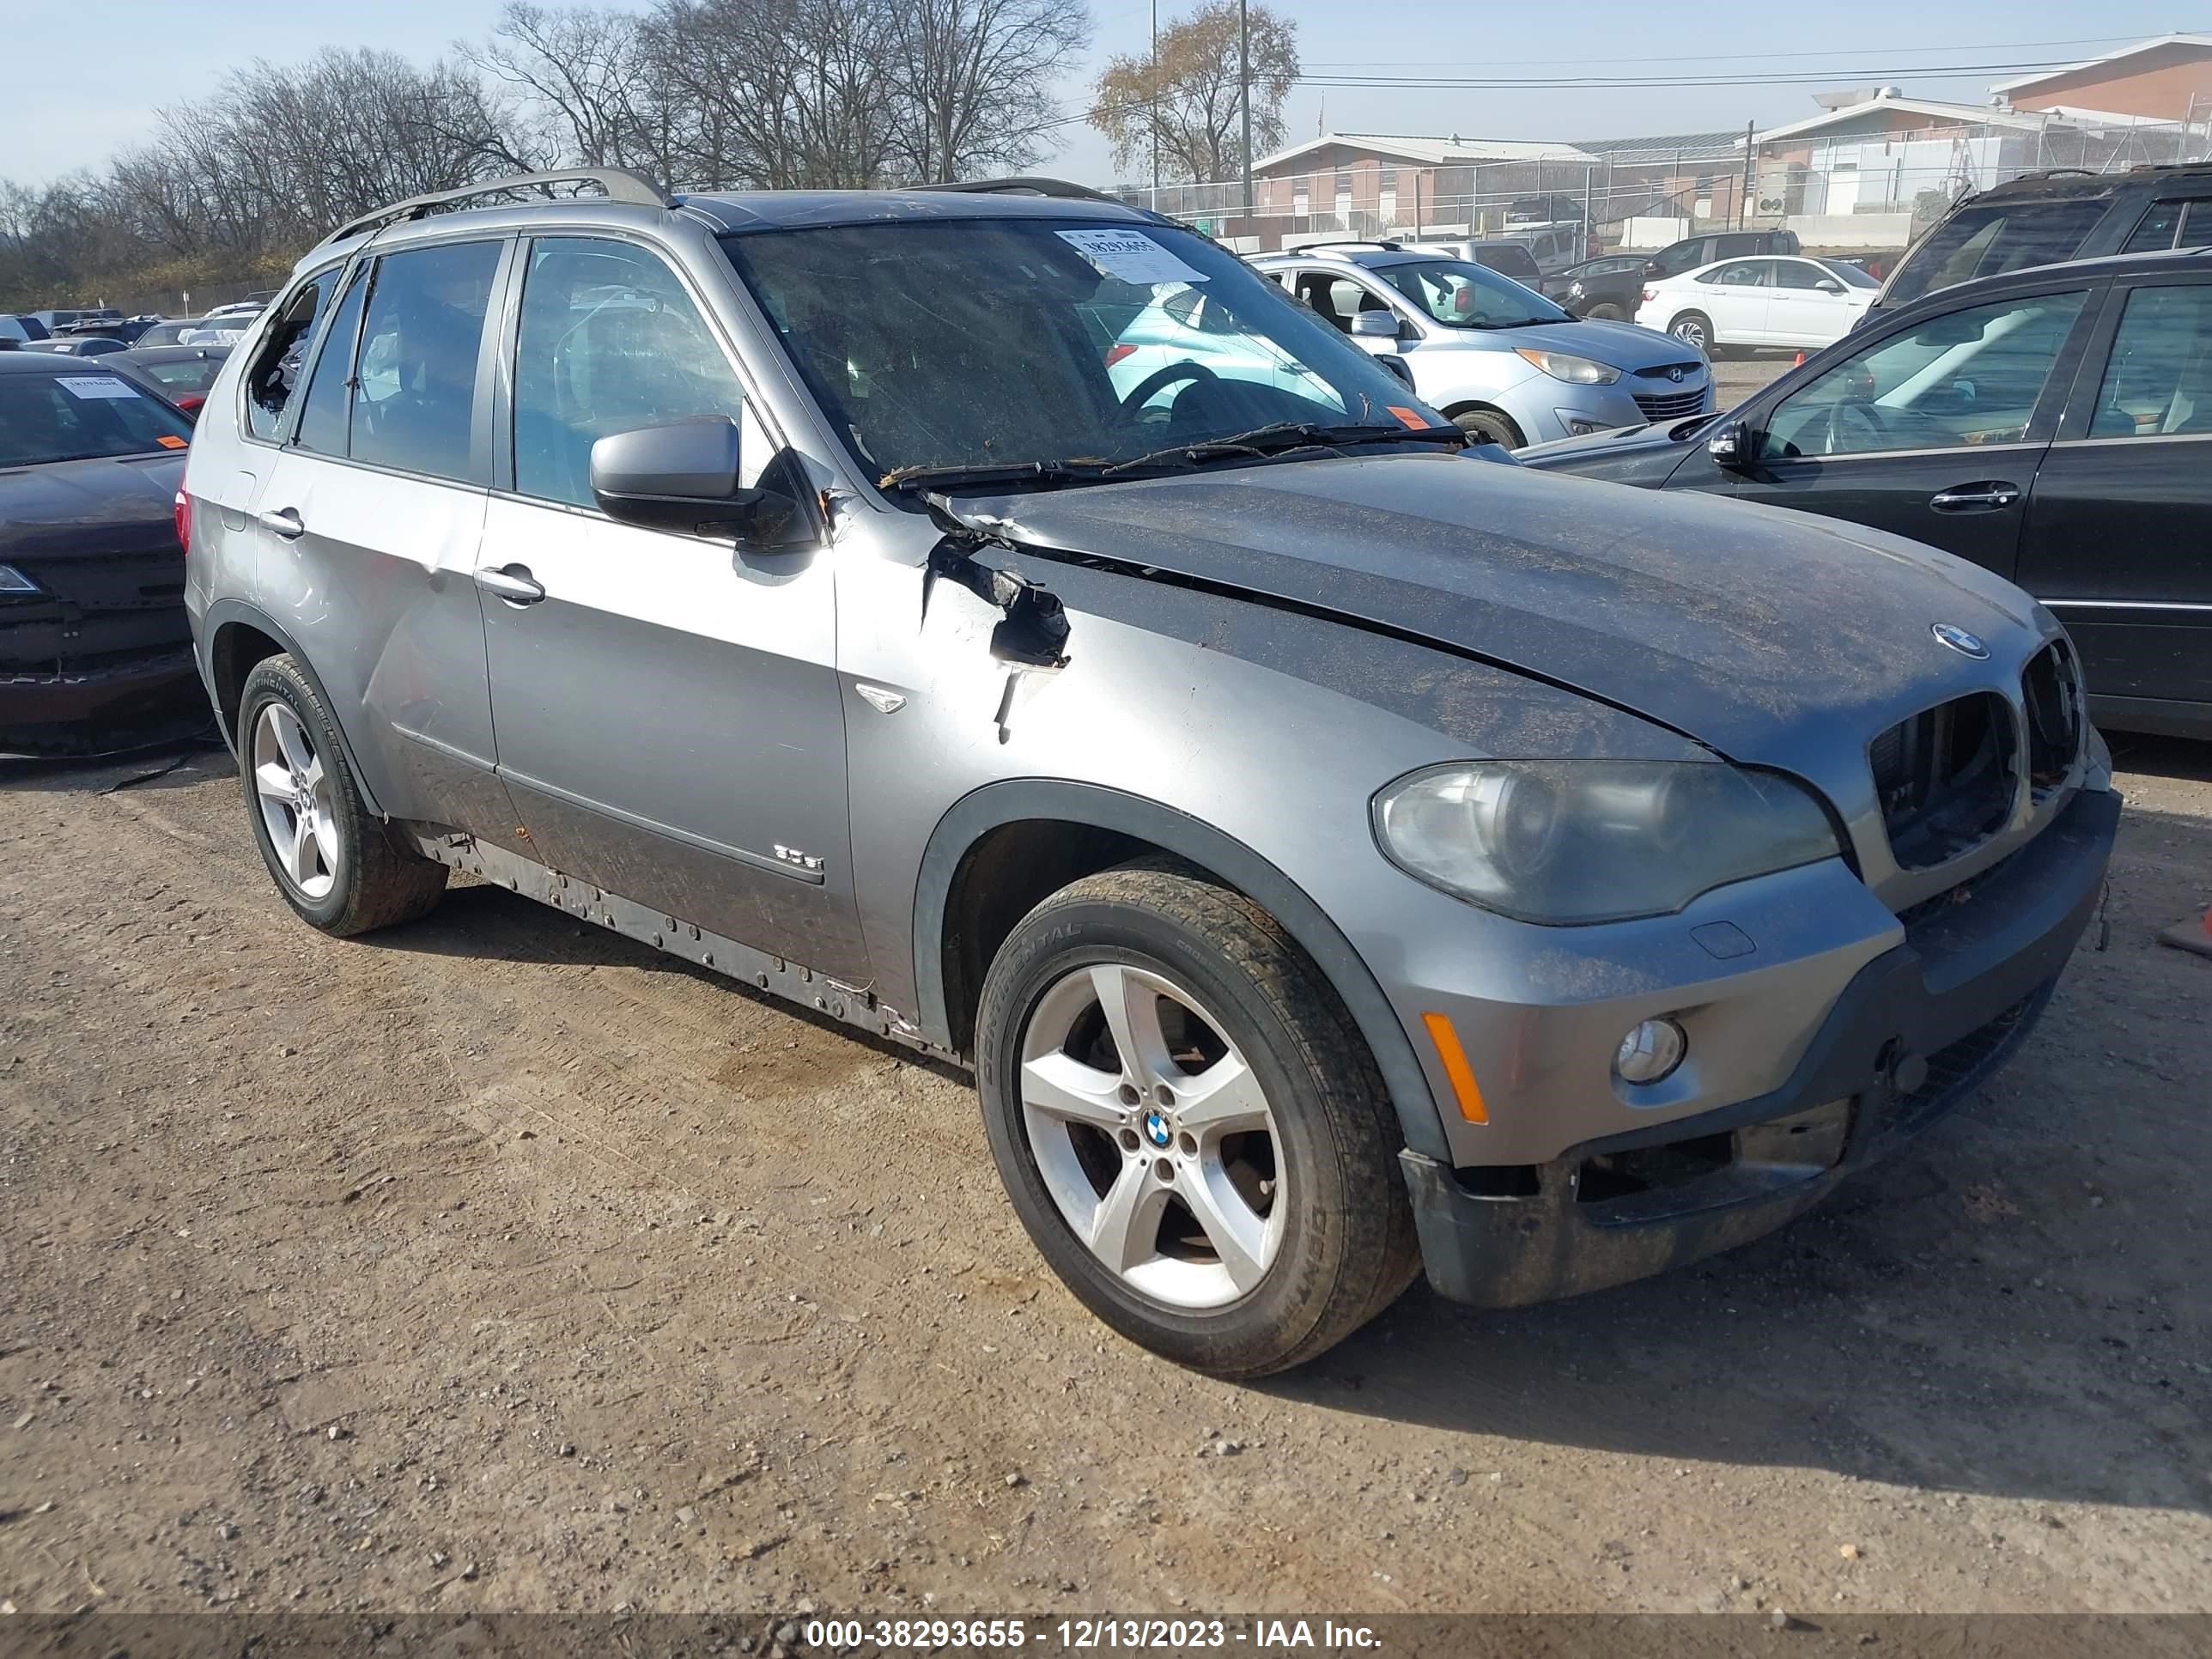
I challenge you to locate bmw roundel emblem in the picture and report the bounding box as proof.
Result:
[1144,1110,1172,1149]
[1930,623,1990,660]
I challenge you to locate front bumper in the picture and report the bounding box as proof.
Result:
[1401,783,2119,1308]
[1,646,204,757]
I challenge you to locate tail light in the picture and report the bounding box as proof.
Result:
[1642,286,1658,303]
[1103,343,1136,367]
[175,393,206,414]
[173,489,190,556]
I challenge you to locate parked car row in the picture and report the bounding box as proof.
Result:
[1524,244,2212,738]
[13,166,2192,1380]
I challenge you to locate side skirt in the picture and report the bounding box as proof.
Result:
[407,827,949,1060]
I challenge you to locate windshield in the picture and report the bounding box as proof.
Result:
[1818,259,1880,289]
[0,371,194,466]
[720,219,1441,484]
[1882,198,2106,307]
[1375,259,1570,328]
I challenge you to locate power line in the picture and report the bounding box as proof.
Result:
[1299,33,2156,69]
[1292,58,2093,91]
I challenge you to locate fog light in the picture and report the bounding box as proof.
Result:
[1615,1018,1686,1085]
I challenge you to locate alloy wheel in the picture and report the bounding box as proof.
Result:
[1018,962,1285,1310]
[251,702,339,900]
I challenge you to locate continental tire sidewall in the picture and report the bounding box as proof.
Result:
[976,884,1388,1375]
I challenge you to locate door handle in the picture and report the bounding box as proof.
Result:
[1929,483,2021,512]
[474,564,546,605]
[255,506,306,539]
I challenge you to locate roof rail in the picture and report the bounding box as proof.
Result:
[905,176,1121,204]
[314,167,669,250]
[1299,240,1404,253]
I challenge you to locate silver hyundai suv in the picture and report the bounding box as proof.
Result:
[181,171,2118,1376]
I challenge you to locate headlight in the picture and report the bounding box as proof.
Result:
[1512,347,1621,386]
[1567,281,1586,299]
[1373,760,1841,924]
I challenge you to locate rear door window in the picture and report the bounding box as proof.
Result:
[293,266,369,457]
[1887,198,2108,307]
[2083,283,2212,438]
[347,240,503,483]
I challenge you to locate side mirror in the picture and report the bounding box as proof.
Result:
[1706,418,1753,470]
[1376,353,1416,390]
[1351,309,1401,339]
[1816,278,1845,294]
[591,417,794,539]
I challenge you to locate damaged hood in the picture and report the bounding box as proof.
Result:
[963,451,2049,766]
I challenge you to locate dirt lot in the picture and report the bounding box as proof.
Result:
[3,728,2209,1622]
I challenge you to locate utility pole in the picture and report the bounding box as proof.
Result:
[1149,0,1158,210]
[1739,118,1755,228]
[1239,0,1254,215]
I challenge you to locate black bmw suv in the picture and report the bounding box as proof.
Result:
[1869,161,2212,324]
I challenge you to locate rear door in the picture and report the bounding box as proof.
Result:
[1765,258,1861,349]
[2019,273,2212,726]
[247,238,512,835]
[1705,279,2102,579]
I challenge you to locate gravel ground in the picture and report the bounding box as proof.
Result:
[2,729,2209,1620]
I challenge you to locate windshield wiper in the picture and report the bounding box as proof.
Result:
[1101,420,1465,479]
[879,458,1112,494]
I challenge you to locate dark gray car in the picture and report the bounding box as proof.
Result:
[180,171,2117,1375]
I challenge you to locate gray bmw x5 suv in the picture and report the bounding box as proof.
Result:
[180,170,2118,1376]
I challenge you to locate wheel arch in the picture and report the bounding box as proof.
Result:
[203,599,388,820]
[913,780,1452,1162]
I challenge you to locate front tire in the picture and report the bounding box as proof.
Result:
[1449,405,1526,448]
[238,654,447,937]
[1584,301,1626,322]
[975,861,1420,1376]
[1668,310,1714,355]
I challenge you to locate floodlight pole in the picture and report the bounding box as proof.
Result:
[1240,0,1254,215]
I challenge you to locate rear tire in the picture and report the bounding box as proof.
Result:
[237,654,447,937]
[1449,406,1526,449]
[975,860,1420,1377]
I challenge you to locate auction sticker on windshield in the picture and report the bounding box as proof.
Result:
[57,376,143,400]
[1056,229,1208,286]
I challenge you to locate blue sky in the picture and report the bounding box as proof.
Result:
[4,2,2203,190]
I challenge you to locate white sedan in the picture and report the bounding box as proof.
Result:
[1636,255,1879,356]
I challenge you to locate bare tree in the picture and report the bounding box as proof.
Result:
[644,0,900,190]
[888,0,1092,183]
[462,3,658,175]
[1091,0,1298,184]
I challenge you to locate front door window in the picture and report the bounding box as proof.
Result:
[1758,289,2088,459]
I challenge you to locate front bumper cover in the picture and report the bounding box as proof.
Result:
[1403,784,2120,1308]
[1,646,205,757]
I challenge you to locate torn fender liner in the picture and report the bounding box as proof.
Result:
[945,451,2051,769]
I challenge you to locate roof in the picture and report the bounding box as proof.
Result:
[679,189,1150,234]
[0,349,120,374]
[1571,130,1748,161]
[1992,33,2212,96]
[1754,95,2051,145]
[1250,132,1600,172]
[112,344,231,365]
